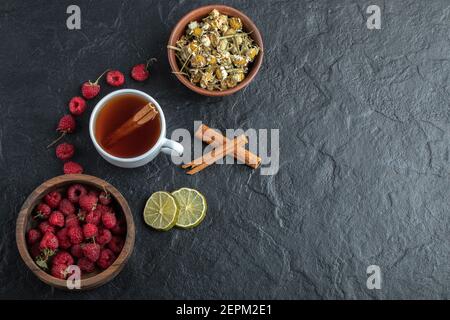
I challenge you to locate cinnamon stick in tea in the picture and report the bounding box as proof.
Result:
[103,103,158,147]
[194,124,261,169]
[184,134,248,175]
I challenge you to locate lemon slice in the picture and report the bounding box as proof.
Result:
[172,188,207,229]
[143,191,179,231]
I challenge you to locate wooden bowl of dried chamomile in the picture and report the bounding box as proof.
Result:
[16,174,135,290]
[168,5,264,96]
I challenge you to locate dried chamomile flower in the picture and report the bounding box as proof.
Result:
[229,17,242,31]
[169,9,260,91]
[232,55,248,67]
[246,47,259,61]
[191,54,206,68]
[201,35,211,47]
[215,66,228,80]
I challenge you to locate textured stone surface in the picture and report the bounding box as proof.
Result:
[0,0,449,299]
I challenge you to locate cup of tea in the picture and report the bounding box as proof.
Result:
[89,89,184,168]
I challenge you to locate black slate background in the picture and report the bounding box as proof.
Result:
[0,0,449,299]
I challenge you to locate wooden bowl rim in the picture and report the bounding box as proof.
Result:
[167,4,264,97]
[16,174,135,290]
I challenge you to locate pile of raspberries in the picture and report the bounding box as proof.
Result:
[49,59,157,174]
[26,184,127,279]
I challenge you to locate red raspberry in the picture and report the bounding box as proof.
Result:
[39,232,59,251]
[82,243,100,262]
[44,191,62,208]
[71,244,83,258]
[56,228,71,250]
[107,236,124,254]
[79,194,98,211]
[57,114,76,134]
[65,213,79,228]
[67,226,83,244]
[51,263,68,279]
[38,221,55,234]
[63,161,83,174]
[30,243,41,259]
[55,143,75,161]
[83,223,98,238]
[86,209,102,225]
[58,198,75,216]
[106,70,125,87]
[131,59,156,81]
[67,184,87,203]
[102,211,117,229]
[49,211,65,227]
[96,228,112,245]
[53,251,74,266]
[97,248,116,269]
[99,191,112,205]
[68,96,87,116]
[110,218,126,235]
[27,228,42,245]
[78,257,95,273]
[81,70,108,100]
[35,202,51,219]
[47,115,76,148]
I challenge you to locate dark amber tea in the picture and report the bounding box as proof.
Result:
[95,94,161,158]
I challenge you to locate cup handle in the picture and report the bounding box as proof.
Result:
[161,138,184,156]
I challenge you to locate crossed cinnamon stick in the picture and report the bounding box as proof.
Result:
[182,124,261,175]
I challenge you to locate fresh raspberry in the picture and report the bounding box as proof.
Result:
[71,244,83,258]
[107,236,124,254]
[78,257,95,273]
[81,70,108,100]
[27,228,42,245]
[67,226,83,244]
[96,228,112,245]
[49,211,65,227]
[63,161,83,174]
[86,209,102,225]
[83,223,98,238]
[110,218,126,235]
[68,96,87,116]
[65,213,79,228]
[96,204,112,214]
[44,191,62,208]
[38,221,55,234]
[57,114,76,134]
[102,211,117,229]
[99,191,112,205]
[79,194,98,211]
[131,64,148,81]
[39,232,59,251]
[131,58,156,81]
[51,263,68,279]
[30,243,41,259]
[56,228,71,250]
[67,184,87,203]
[106,70,125,87]
[35,202,51,219]
[55,143,75,161]
[47,115,76,148]
[82,243,100,262]
[58,198,75,216]
[97,248,116,269]
[53,251,74,266]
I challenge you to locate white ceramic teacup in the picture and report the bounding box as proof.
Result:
[89,89,183,168]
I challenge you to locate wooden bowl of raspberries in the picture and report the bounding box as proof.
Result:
[16,174,135,290]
